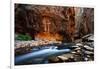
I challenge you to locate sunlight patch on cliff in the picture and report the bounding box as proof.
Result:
[35,32,63,41]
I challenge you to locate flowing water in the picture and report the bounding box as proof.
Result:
[15,45,72,65]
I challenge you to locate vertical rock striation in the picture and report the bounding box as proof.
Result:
[15,4,94,42]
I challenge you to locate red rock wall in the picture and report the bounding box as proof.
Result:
[15,4,94,42]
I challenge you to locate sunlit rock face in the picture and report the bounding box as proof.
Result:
[35,32,63,41]
[15,4,94,42]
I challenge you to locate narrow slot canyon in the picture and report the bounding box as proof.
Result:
[15,4,94,65]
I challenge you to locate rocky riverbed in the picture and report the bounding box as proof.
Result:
[15,34,94,65]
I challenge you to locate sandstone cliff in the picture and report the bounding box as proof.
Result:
[15,4,94,42]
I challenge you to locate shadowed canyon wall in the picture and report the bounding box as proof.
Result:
[15,4,94,42]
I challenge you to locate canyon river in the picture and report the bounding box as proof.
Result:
[15,45,72,65]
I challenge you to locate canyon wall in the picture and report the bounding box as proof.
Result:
[15,4,94,42]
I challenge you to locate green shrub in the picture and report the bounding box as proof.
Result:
[15,34,32,41]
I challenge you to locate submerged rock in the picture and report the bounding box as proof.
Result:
[48,56,60,63]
